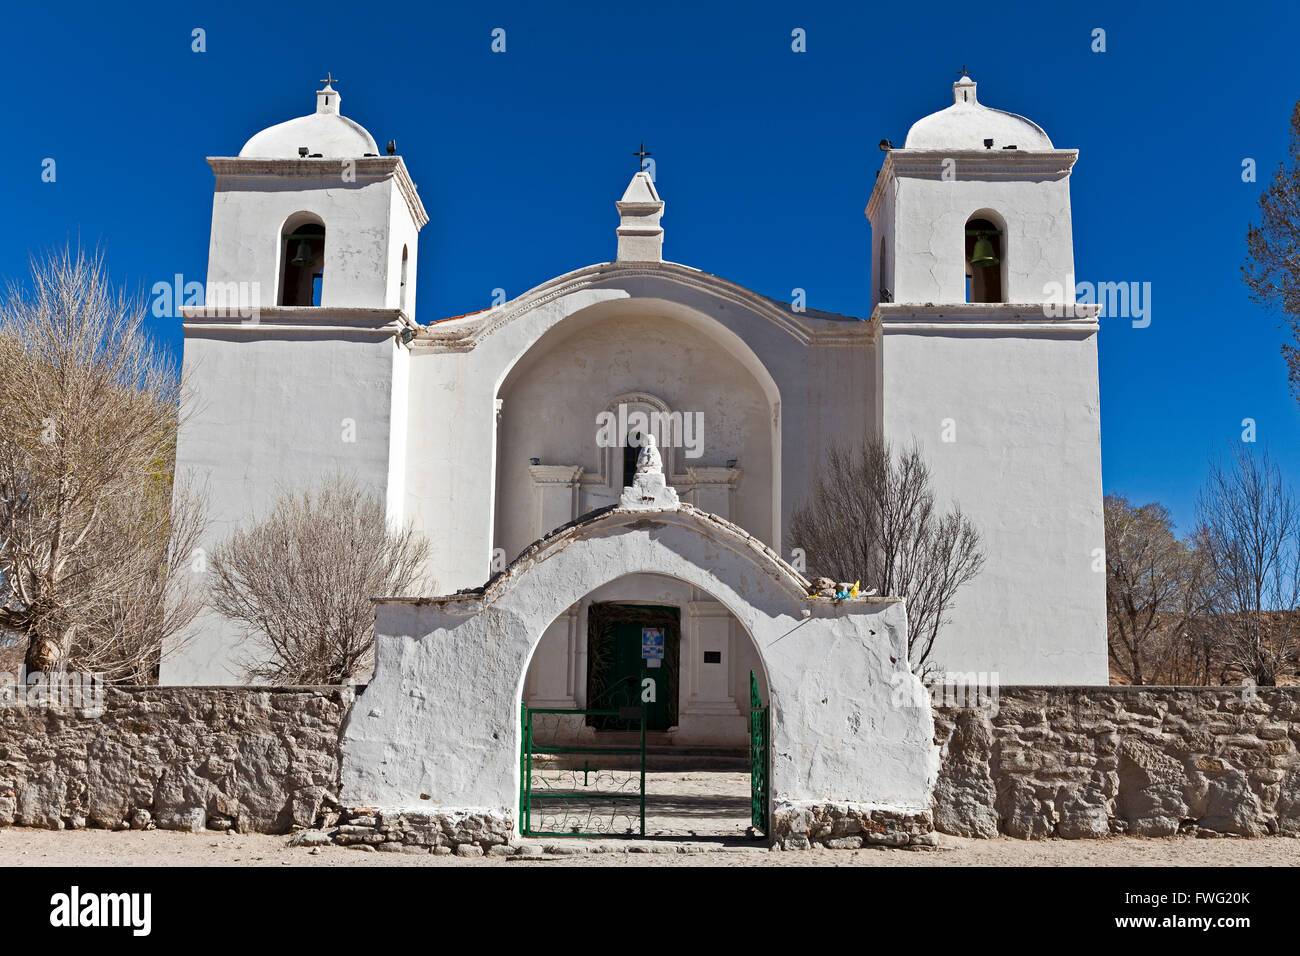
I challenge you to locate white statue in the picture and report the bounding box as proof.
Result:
[635,432,663,475]
[620,432,679,510]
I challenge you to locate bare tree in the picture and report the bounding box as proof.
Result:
[789,439,985,674]
[1243,98,1300,402]
[0,247,206,680]
[1103,494,1206,685]
[70,474,207,682]
[1195,444,1300,685]
[209,474,431,683]
[1155,613,1221,687]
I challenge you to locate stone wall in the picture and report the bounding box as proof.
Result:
[6,684,1300,844]
[320,808,515,855]
[0,686,349,833]
[933,686,1300,839]
[771,802,935,850]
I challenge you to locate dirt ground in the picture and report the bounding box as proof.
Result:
[3,827,1299,867]
[4,772,1297,866]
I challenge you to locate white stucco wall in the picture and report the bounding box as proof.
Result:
[494,307,774,555]
[205,158,423,312]
[403,263,876,595]
[167,91,1107,692]
[880,321,1107,683]
[341,506,938,823]
[870,152,1079,308]
[163,319,408,683]
[865,142,1106,684]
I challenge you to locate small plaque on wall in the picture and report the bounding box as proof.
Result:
[703,651,722,664]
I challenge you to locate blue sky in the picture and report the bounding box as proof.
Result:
[2,0,1298,534]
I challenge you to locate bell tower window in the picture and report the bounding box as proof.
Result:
[279,221,325,306]
[964,216,1003,304]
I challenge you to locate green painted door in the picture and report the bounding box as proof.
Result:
[587,603,679,731]
[609,619,669,730]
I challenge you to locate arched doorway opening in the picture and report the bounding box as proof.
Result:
[519,571,772,840]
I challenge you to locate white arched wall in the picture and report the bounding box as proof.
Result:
[492,295,783,557]
[492,299,782,741]
[401,261,878,600]
[340,504,938,838]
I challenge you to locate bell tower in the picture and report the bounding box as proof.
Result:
[868,75,1079,310]
[165,81,428,684]
[865,75,1106,685]
[203,80,427,316]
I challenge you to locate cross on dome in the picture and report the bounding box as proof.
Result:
[237,76,378,157]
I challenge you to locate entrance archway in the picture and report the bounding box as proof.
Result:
[518,570,774,840]
[520,570,770,741]
[341,503,938,849]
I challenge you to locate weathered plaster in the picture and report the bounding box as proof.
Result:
[340,505,939,832]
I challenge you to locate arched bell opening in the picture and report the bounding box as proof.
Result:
[964,214,1005,304]
[279,217,325,306]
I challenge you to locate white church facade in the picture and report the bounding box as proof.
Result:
[165,76,1108,745]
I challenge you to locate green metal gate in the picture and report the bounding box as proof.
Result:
[520,703,646,837]
[750,670,770,833]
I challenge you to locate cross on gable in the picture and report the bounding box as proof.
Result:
[633,141,652,172]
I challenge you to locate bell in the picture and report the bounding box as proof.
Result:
[970,234,999,268]
[290,239,314,267]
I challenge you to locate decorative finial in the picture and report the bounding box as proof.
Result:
[315,76,341,114]
[953,70,977,105]
[633,141,652,173]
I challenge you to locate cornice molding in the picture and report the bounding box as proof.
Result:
[206,156,429,228]
[528,464,585,484]
[866,149,1079,221]
[374,504,817,609]
[180,305,414,337]
[869,301,1100,334]
[411,260,873,353]
[686,465,742,486]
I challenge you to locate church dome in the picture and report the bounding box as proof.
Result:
[238,82,379,159]
[903,76,1053,150]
